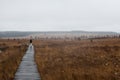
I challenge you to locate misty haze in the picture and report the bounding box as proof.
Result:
[0,0,120,80]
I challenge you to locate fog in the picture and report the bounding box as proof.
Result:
[0,0,120,32]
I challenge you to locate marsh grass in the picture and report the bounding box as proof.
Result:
[35,38,120,80]
[0,39,28,80]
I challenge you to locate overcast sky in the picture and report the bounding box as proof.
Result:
[0,0,120,32]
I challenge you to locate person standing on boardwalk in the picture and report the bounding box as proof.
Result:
[29,39,32,49]
[30,39,32,43]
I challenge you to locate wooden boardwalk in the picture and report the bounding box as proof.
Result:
[14,44,41,80]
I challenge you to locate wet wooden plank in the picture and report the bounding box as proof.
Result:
[14,44,41,80]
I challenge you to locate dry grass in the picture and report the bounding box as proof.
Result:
[0,39,28,80]
[34,38,120,80]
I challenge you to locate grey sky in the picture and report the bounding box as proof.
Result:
[0,0,120,32]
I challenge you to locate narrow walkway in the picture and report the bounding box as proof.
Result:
[14,44,40,80]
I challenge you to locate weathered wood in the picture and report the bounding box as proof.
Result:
[14,44,40,80]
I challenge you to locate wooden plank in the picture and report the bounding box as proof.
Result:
[14,44,41,80]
